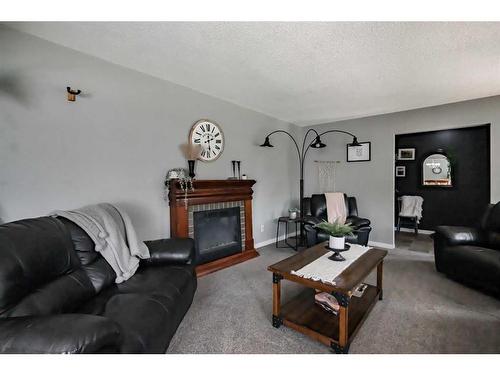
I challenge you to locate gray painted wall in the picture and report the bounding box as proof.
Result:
[304,96,500,247]
[3,26,498,249]
[0,27,299,243]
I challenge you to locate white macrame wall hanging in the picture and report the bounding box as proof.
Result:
[315,161,340,193]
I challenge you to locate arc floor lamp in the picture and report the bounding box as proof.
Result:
[260,128,360,247]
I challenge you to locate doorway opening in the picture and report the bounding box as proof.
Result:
[393,124,491,250]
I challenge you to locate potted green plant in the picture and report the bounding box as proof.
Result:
[314,220,353,250]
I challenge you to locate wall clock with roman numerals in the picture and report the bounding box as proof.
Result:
[189,119,225,162]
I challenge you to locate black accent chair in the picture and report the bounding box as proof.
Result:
[303,194,372,247]
[433,202,500,297]
[0,216,197,353]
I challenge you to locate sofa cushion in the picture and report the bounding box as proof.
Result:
[310,194,328,221]
[440,245,500,290]
[76,264,197,351]
[0,314,120,354]
[0,217,95,317]
[481,202,500,250]
[102,293,185,353]
[2,269,95,317]
[483,202,500,231]
[58,218,117,293]
[116,265,196,298]
[310,194,354,221]
[487,231,500,251]
[77,264,196,315]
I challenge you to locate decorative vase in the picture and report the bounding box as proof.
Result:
[187,160,196,179]
[329,236,345,250]
[289,211,297,220]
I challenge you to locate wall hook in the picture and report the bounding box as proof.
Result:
[66,87,82,102]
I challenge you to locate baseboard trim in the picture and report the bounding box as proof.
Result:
[395,227,435,235]
[257,234,395,250]
[196,249,259,277]
[368,240,395,250]
[255,231,297,249]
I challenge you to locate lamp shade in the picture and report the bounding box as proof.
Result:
[311,136,326,148]
[260,136,274,147]
[349,137,361,147]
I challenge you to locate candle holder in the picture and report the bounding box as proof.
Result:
[188,160,196,179]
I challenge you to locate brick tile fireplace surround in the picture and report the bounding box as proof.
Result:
[168,179,259,276]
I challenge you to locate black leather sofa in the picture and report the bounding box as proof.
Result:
[0,216,197,353]
[303,194,372,247]
[433,202,500,297]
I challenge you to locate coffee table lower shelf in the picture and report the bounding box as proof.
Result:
[278,285,380,352]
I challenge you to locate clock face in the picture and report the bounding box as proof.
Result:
[189,120,224,162]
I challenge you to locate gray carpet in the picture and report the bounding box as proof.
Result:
[395,231,434,253]
[167,241,500,354]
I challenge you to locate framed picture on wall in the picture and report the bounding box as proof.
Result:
[397,148,416,160]
[395,166,406,177]
[346,141,371,162]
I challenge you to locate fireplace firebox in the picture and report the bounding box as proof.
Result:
[193,207,242,264]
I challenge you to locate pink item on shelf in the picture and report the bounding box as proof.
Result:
[314,292,340,314]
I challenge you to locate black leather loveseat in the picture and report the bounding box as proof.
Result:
[303,194,372,247]
[0,216,197,353]
[433,202,500,297]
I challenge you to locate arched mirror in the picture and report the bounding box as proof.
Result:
[422,153,452,187]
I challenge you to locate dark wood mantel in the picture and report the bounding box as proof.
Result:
[168,179,259,276]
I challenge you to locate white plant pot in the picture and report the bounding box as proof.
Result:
[329,236,345,250]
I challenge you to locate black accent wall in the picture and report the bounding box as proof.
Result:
[395,125,490,231]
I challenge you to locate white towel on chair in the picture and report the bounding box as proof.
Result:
[399,195,424,223]
[325,192,347,224]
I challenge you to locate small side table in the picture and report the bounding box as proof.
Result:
[276,216,301,251]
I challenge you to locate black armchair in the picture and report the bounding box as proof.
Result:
[303,194,372,247]
[433,202,500,296]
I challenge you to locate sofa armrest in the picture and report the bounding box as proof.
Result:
[143,238,195,265]
[303,216,321,226]
[434,226,486,247]
[346,215,371,229]
[0,314,120,354]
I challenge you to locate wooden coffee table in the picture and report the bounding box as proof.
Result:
[267,242,387,353]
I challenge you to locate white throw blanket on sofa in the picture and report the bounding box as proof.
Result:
[52,203,150,283]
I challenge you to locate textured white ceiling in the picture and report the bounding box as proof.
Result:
[6,22,500,126]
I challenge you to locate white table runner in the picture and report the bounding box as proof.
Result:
[291,244,371,286]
